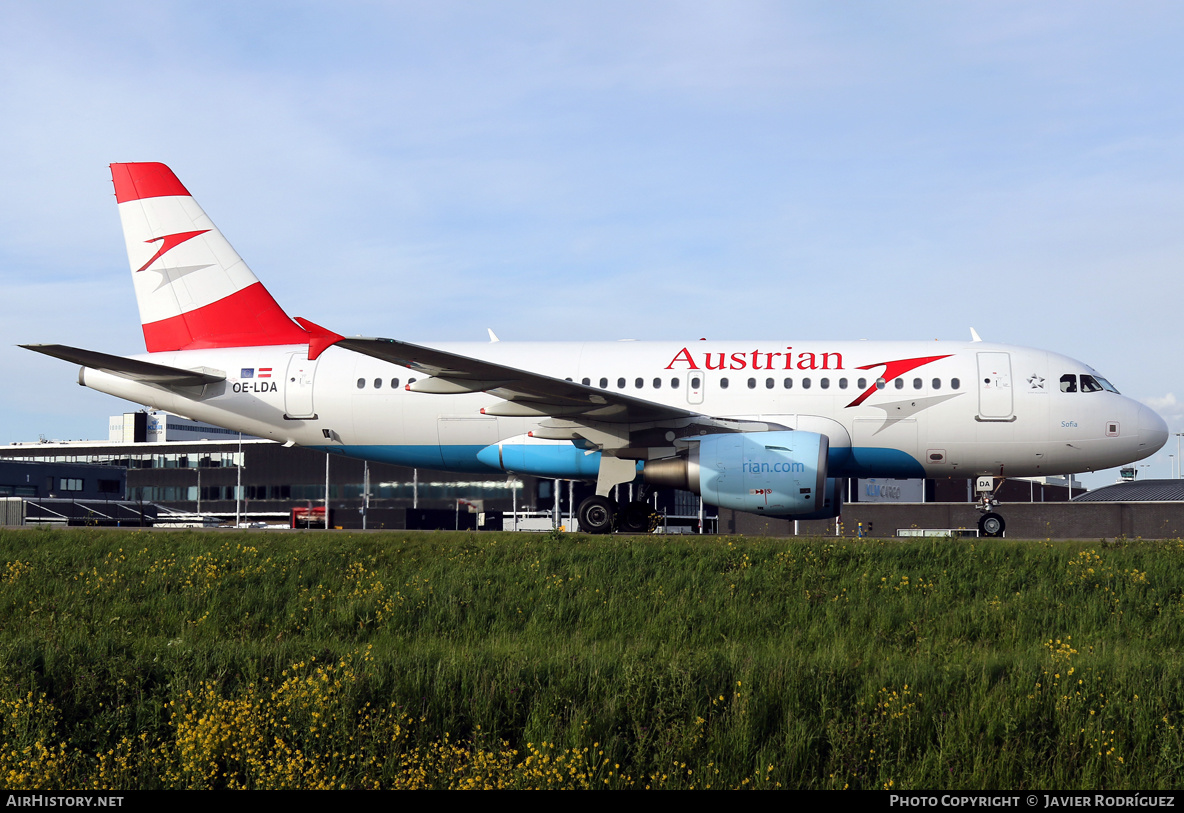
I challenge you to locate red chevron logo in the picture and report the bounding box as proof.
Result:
[135,229,210,272]
[844,354,953,408]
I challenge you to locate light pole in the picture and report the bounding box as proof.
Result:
[235,432,242,526]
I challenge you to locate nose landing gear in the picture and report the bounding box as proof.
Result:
[975,476,1006,537]
[978,511,1006,537]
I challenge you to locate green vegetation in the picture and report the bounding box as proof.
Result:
[0,527,1182,789]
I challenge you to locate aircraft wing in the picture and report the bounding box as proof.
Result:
[336,336,700,425]
[21,344,225,387]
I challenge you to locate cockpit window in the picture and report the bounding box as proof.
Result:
[1060,374,1077,393]
[1079,374,1104,393]
[1094,376,1120,394]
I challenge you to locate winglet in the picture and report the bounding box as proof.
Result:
[487,328,500,343]
[969,327,983,343]
[293,317,345,361]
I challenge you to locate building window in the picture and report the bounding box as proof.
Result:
[59,478,83,492]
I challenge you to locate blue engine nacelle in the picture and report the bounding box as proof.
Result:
[645,430,830,516]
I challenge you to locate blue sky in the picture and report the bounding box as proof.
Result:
[1,2,1181,485]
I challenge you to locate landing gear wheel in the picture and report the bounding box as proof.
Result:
[979,512,1005,538]
[577,496,616,534]
[619,501,653,534]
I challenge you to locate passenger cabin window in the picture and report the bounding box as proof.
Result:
[653,377,662,389]
[600,377,608,388]
[635,377,644,389]
[720,378,730,389]
[390,378,400,388]
[374,378,382,389]
[784,378,793,389]
[932,378,941,390]
[690,376,701,389]
[581,378,590,386]
[765,378,774,389]
[951,378,960,390]
[839,378,848,389]
[357,378,365,389]
[747,378,756,389]
[894,378,904,389]
[913,378,922,390]
[671,378,680,388]
[802,378,811,389]
[820,378,830,389]
[858,378,867,389]
[1060,374,1078,393]
[617,377,626,389]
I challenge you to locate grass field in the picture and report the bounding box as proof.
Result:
[0,527,1182,789]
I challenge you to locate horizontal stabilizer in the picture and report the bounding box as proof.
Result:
[21,344,225,387]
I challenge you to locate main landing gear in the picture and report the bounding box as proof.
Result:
[576,495,656,534]
[577,495,615,534]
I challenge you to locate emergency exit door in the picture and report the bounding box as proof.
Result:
[284,353,317,419]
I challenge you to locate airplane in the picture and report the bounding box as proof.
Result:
[22,162,1170,536]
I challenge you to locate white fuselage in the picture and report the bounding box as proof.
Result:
[78,338,1167,481]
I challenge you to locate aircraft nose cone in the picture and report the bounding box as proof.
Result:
[1138,403,1169,454]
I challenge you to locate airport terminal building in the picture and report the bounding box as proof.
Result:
[4,409,1177,536]
[0,410,680,529]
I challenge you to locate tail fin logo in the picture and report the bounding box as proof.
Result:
[135,229,211,272]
